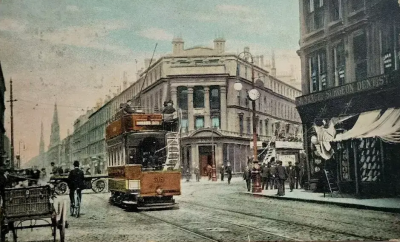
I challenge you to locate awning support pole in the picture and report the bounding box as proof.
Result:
[352,140,359,196]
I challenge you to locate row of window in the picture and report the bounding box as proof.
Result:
[308,26,398,92]
[239,117,298,137]
[177,86,220,110]
[306,0,366,33]
[237,63,301,99]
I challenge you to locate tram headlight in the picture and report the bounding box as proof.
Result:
[128,180,140,190]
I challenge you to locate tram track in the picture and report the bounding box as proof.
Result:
[178,200,376,241]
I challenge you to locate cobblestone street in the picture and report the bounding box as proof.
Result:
[9,177,400,241]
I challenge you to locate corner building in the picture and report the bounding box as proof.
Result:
[127,38,302,176]
[296,0,400,196]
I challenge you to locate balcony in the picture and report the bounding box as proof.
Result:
[296,71,400,107]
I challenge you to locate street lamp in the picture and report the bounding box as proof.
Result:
[234,48,262,193]
[211,124,217,182]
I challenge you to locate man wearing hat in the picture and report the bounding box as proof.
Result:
[275,160,287,196]
[68,161,85,208]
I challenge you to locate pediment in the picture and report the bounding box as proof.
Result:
[190,129,222,137]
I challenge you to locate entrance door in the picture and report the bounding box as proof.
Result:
[199,146,213,176]
[200,155,209,176]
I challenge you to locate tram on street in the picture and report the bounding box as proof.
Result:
[105,106,181,210]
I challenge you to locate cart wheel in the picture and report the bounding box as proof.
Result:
[56,182,68,195]
[59,201,66,242]
[92,179,106,193]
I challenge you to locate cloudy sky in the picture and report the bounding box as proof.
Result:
[0,0,301,163]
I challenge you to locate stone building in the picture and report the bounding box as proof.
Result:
[296,0,400,196]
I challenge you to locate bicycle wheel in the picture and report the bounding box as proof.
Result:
[74,190,80,218]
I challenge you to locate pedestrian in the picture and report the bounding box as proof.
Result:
[50,162,59,176]
[287,161,296,192]
[206,164,212,181]
[68,161,85,212]
[294,161,300,189]
[261,163,271,190]
[186,168,191,182]
[194,166,200,182]
[270,161,277,189]
[243,166,251,192]
[226,163,232,184]
[275,160,287,196]
[220,164,225,181]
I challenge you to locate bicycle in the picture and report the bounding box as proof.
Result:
[70,189,81,218]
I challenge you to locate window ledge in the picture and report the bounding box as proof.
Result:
[328,20,343,29]
[304,28,325,41]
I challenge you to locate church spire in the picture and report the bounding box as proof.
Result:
[49,102,60,148]
[39,121,45,155]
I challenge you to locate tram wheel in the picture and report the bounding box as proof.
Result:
[55,182,68,195]
[91,179,106,193]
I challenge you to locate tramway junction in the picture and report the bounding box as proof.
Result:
[9,178,400,242]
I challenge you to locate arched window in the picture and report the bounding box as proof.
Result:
[193,86,205,108]
[177,86,188,110]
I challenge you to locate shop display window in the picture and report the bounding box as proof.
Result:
[357,138,382,182]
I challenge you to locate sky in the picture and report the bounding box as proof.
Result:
[0,0,301,163]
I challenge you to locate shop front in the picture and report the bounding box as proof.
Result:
[296,72,400,197]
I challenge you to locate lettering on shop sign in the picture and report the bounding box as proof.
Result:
[296,74,392,106]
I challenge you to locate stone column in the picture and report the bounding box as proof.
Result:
[204,86,211,128]
[191,144,197,174]
[188,87,194,131]
[216,142,224,167]
[171,86,177,109]
[220,86,227,130]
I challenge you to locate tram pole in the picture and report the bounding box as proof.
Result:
[7,78,17,169]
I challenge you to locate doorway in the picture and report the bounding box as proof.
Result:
[199,146,214,176]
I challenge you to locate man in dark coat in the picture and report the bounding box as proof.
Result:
[68,161,85,206]
[0,166,9,207]
[287,161,296,192]
[294,161,301,189]
[275,160,287,196]
[220,165,225,181]
[226,163,232,184]
[261,163,269,190]
[243,166,251,192]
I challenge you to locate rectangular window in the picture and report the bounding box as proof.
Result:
[308,49,327,92]
[331,0,342,21]
[239,115,244,135]
[177,86,188,110]
[333,41,346,86]
[353,31,367,81]
[195,116,204,129]
[259,119,263,136]
[381,27,395,73]
[210,86,220,110]
[306,0,325,32]
[211,116,220,128]
[246,117,251,134]
[193,86,205,108]
[349,0,364,12]
[265,119,269,136]
[181,119,188,133]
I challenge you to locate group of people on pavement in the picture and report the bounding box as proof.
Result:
[243,160,301,196]
[185,161,233,184]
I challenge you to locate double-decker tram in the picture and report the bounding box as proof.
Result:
[106,107,181,210]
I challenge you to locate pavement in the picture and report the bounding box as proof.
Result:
[242,183,400,213]
[185,177,400,213]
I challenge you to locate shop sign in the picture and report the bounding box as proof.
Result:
[296,74,394,106]
[276,154,296,167]
[275,141,303,149]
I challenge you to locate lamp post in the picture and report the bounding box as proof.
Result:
[234,48,262,193]
[211,124,217,181]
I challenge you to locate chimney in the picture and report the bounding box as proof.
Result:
[260,55,264,69]
[172,37,184,55]
[271,51,276,77]
[214,38,226,54]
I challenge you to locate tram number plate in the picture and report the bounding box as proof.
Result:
[154,177,164,183]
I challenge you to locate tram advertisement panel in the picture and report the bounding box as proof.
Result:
[141,171,181,196]
[108,165,141,180]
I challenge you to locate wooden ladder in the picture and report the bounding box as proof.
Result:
[323,169,340,197]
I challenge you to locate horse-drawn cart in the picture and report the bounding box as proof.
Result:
[0,185,67,242]
[49,174,107,195]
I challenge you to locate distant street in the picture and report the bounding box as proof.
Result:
[13,178,400,241]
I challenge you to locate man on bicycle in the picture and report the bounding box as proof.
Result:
[68,160,85,207]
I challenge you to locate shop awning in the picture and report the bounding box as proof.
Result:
[333,108,400,142]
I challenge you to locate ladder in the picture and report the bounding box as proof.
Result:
[163,132,180,170]
[323,169,340,197]
[259,136,276,164]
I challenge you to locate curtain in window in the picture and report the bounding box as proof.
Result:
[195,117,204,129]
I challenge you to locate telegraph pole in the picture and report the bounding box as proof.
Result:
[7,78,17,169]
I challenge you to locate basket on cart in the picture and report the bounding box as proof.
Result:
[0,185,67,242]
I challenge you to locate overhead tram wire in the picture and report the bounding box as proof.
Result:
[134,43,158,107]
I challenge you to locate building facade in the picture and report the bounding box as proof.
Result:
[296,0,400,196]
[0,62,6,166]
